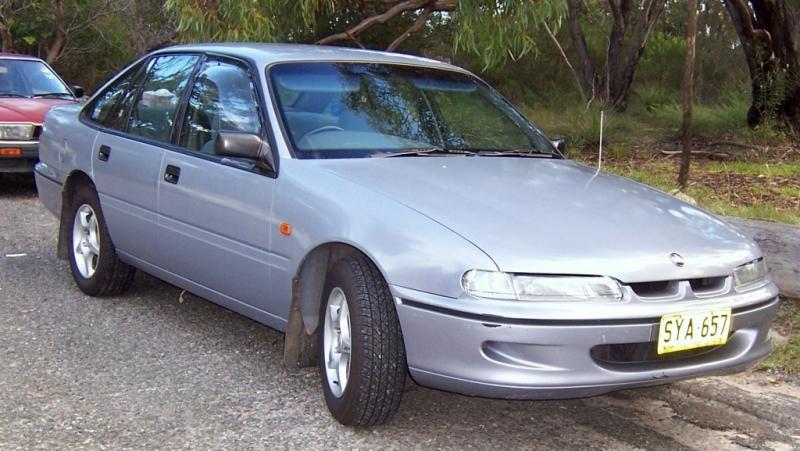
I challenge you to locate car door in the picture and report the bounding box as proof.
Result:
[90,54,200,265]
[155,56,278,316]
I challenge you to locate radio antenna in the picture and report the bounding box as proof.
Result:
[598,110,605,171]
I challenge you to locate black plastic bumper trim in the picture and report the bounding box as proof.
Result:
[401,297,778,327]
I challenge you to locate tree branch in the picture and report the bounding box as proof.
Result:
[317,0,431,46]
[543,21,586,103]
[386,4,432,52]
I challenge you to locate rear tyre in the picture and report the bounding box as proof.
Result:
[318,255,406,426]
[67,183,135,296]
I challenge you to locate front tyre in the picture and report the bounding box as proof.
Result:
[319,256,406,426]
[67,184,135,296]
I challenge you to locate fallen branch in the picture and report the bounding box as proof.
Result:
[705,140,766,152]
[660,150,730,158]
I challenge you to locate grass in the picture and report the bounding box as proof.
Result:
[525,98,789,148]
[583,159,800,225]
[701,162,800,177]
[760,301,800,376]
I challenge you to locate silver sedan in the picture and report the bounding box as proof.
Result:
[34,43,778,427]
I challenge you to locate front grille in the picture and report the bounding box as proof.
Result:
[630,280,679,298]
[629,275,729,299]
[689,276,727,295]
[33,125,42,139]
[591,341,722,364]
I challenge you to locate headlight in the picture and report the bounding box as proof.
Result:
[0,123,34,140]
[733,258,767,288]
[462,270,622,301]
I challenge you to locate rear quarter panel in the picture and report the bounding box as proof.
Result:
[39,104,98,184]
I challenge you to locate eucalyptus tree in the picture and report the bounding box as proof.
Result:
[723,0,800,133]
[566,0,666,112]
[165,0,568,70]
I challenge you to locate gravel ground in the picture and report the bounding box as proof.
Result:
[1,174,799,450]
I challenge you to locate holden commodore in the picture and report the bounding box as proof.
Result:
[0,53,81,172]
[33,44,778,427]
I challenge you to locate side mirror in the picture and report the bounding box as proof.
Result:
[214,131,275,172]
[71,85,84,98]
[551,136,566,154]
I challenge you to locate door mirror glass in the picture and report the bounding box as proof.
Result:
[551,136,566,154]
[214,131,274,171]
[71,85,84,98]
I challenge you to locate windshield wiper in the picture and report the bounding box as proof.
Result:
[477,149,554,158]
[376,147,479,158]
[31,92,72,98]
[0,93,29,98]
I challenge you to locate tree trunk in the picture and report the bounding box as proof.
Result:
[723,0,800,134]
[566,0,598,97]
[46,0,67,64]
[566,0,664,111]
[0,9,14,53]
[0,25,12,53]
[678,0,698,190]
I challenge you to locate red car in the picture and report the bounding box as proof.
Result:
[0,53,81,172]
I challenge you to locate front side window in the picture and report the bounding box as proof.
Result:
[179,59,261,154]
[128,54,199,143]
[0,59,72,99]
[87,63,144,130]
[269,62,555,159]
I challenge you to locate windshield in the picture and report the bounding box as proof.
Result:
[269,62,557,159]
[0,59,72,98]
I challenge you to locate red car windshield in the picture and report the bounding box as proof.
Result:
[0,59,72,98]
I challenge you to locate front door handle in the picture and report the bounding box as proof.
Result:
[98,145,111,161]
[164,165,181,184]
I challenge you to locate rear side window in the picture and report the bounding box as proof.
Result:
[127,54,199,143]
[179,59,262,154]
[87,63,144,129]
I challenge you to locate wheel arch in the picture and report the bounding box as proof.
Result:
[283,240,393,368]
[56,170,96,260]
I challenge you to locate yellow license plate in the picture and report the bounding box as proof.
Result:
[657,308,732,355]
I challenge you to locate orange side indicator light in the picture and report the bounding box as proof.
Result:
[0,148,22,157]
[280,223,292,236]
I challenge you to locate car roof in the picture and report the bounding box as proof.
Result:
[153,43,465,72]
[0,53,42,61]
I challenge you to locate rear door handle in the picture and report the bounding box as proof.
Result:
[98,145,111,161]
[164,165,181,184]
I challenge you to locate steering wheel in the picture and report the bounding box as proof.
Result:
[299,125,344,142]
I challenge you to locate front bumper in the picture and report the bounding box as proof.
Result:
[0,141,38,173]
[393,285,778,399]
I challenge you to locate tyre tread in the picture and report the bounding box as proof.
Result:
[68,183,135,297]
[347,255,406,426]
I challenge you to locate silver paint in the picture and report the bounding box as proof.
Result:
[34,43,778,401]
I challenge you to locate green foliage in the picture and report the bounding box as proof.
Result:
[165,0,567,71]
[753,62,800,120]
[637,84,678,111]
[524,104,642,151]
[453,1,567,70]
[165,0,317,42]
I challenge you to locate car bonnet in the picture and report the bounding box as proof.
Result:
[315,156,759,283]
